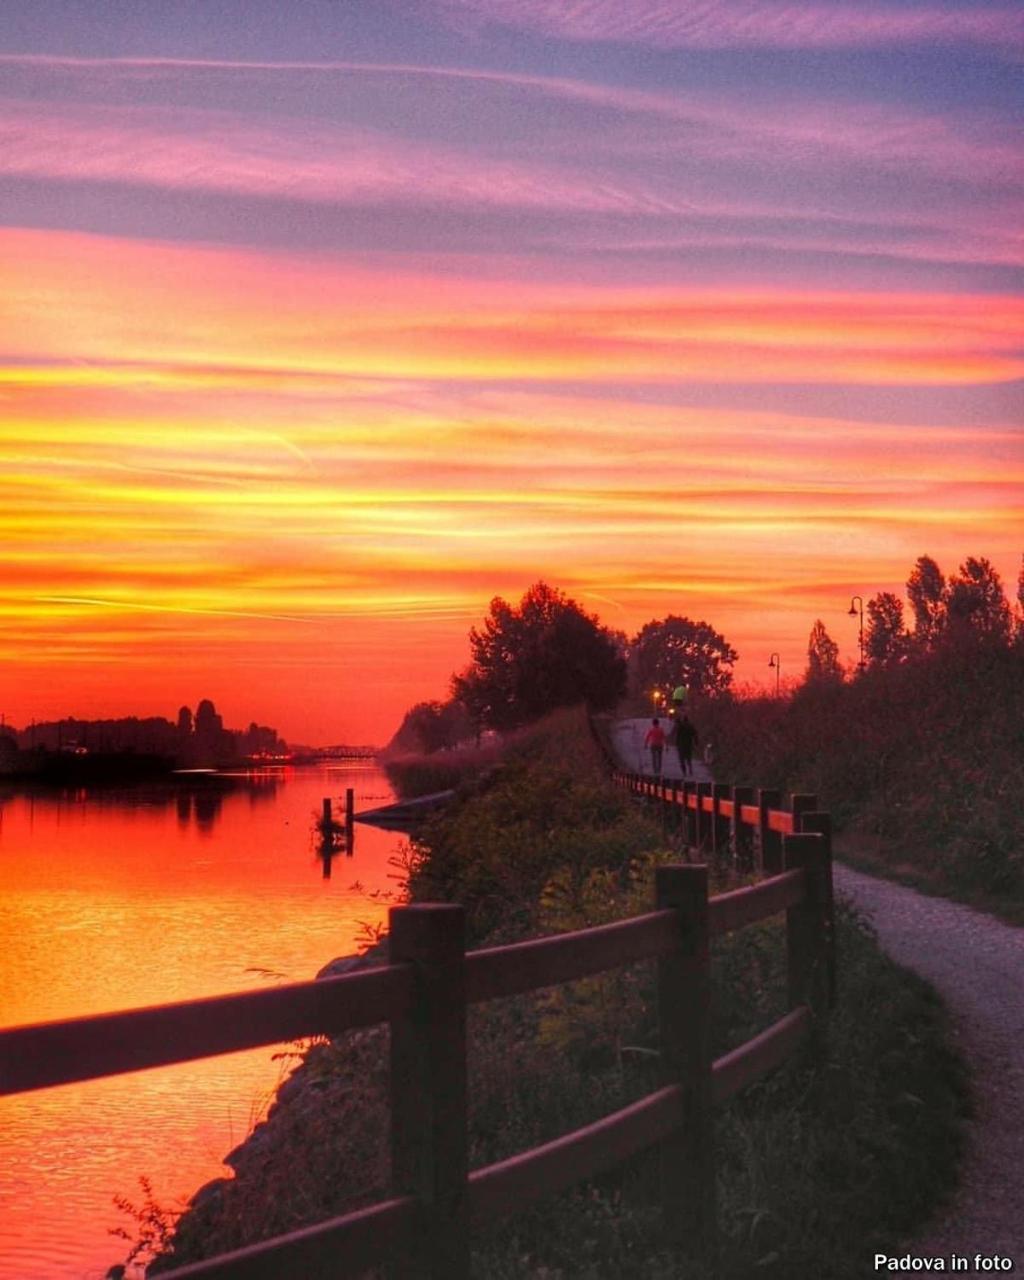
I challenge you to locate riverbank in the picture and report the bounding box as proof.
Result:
[143,708,969,1278]
[0,749,177,786]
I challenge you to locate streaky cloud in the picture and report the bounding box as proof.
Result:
[438,0,1024,53]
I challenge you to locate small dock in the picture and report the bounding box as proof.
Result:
[354,788,455,831]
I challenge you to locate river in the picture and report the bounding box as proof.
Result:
[0,763,407,1279]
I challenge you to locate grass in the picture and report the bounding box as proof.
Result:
[143,704,969,1279]
[380,739,504,799]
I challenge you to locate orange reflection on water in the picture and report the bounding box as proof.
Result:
[0,764,405,1280]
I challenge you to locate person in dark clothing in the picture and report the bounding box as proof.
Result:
[674,714,698,776]
[644,718,666,776]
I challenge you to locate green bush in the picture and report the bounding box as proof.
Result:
[702,644,1024,915]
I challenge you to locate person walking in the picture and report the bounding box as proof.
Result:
[674,713,698,777]
[644,718,666,776]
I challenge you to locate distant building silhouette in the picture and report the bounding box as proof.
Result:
[7,700,285,771]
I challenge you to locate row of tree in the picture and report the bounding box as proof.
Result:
[390,553,1022,753]
[807,554,1023,682]
[389,582,737,751]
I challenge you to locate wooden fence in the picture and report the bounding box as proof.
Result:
[0,784,834,1280]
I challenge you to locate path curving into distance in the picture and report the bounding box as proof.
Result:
[835,865,1024,1264]
[609,716,713,784]
[607,720,1022,1261]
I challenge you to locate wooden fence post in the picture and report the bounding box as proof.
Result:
[682,781,697,850]
[790,793,818,833]
[758,788,783,874]
[711,783,731,862]
[799,812,836,1008]
[656,864,715,1258]
[731,786,755,874]
[782,834,829,1020]
[389,904,468,1279]
[694,782,712,853]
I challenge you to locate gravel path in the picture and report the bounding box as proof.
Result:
[835,864,1024,1267]
[609,716,713,783]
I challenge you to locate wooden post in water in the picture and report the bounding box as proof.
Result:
[345,787,355,855]
[389,904,468,1280]
[783,833,830,1021]
[656,864,715,1257]
[731,786,755,873]
[758,788,783,874]
[320,798,335,874]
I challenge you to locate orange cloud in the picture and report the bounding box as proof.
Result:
[3,229,1021,386]
[1,227,1020,737]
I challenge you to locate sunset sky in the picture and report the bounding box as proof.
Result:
[1,2,1021,743]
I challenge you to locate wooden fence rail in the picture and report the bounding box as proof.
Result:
[0,782,834,1280]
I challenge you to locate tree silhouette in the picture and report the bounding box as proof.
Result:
[391,700,473,754]
[805,619,843,683]
[452,582,626,731]
[631,615,738,698]
[906,555,946,646]
[946,556,1012,644]
[865,592,908,666]
[1016,554,1024,642]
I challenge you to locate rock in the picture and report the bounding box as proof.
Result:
[316,939,387,980]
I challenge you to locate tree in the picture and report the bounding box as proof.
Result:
[946,556,1011,644]
[390,700,473,754]
[906,555,946,646]
[451,582,626,731]
[865,592,908,666]
[630,615,738,698]
[805,619,843,683]
[1016,554,1024,643]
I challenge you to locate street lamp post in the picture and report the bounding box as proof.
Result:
[768,652,780,697]
[848,596,865,671]
[651,688,663,715]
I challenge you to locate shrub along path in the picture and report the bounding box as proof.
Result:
[835,865,1024,1266]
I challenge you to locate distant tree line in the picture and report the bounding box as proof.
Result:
[804,553,1022,684]
[388,581,739,753]
[2,698,285,769]
[388,551,1022,756]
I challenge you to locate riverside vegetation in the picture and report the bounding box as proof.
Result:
[137,706,969,1280]
[699,638,1024,924]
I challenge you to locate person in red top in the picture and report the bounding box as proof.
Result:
[644,718,666,776]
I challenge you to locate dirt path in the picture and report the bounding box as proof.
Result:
[835,865,1024,1267]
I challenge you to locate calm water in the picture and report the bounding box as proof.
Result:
[0,763,406,1280]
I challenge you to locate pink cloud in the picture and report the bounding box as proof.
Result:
[440,0,1024,52]
[0,98,644,215]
